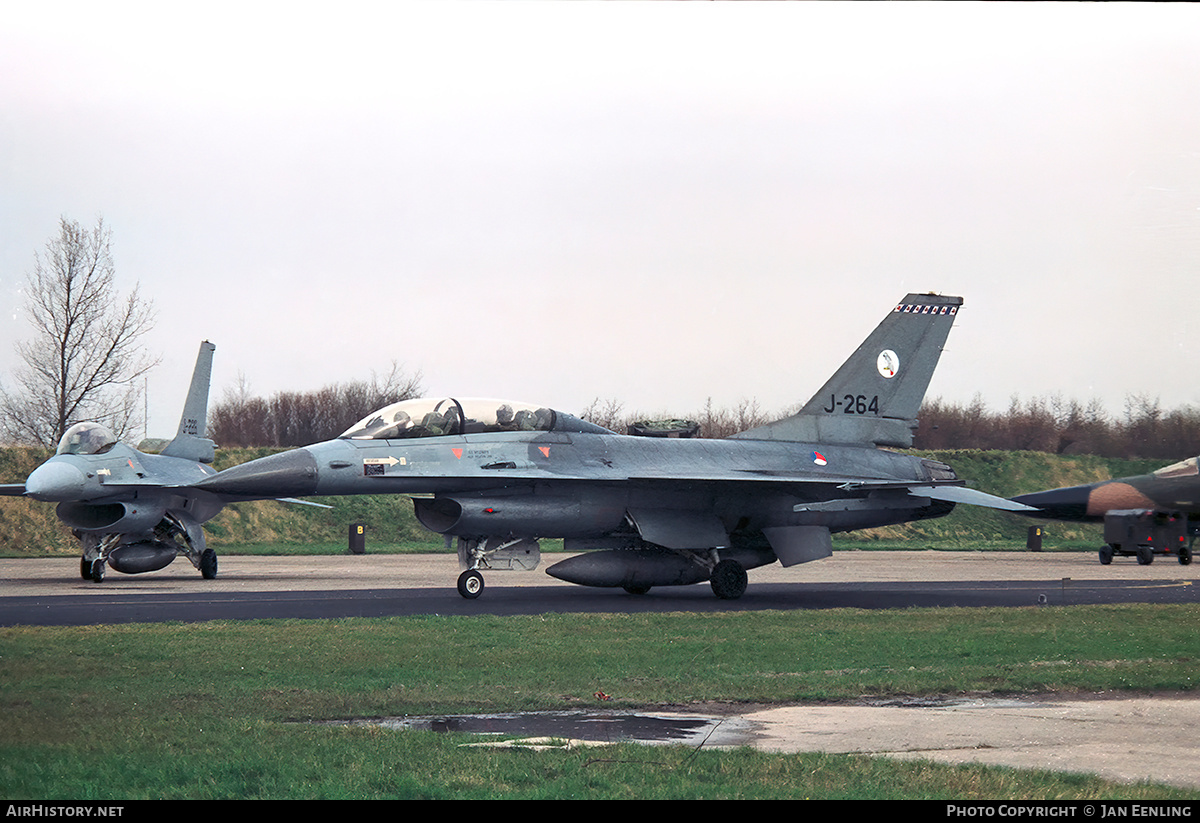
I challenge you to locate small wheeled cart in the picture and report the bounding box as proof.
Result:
[1100,509,1193,565]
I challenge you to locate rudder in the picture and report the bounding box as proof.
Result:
[161,341,217,463]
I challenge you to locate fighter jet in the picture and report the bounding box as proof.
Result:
[194,293,1033,599]
[0,341,228,581]
[1013,461,1198,565]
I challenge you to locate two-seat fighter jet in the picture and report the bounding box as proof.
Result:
[194,293,1033,599]
[1013,461,1199,565]
[0,342,228,581]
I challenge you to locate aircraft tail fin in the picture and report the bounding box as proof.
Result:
[161,341,217,463]
[732,293,961,448]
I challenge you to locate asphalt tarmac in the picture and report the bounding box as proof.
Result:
[2,549,1198,791]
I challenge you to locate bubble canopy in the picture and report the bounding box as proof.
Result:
[56,422,119,456]
[339,397,611,440]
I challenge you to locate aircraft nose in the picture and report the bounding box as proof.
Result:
[1010,484,1093,521]
[194,448,320,498]
[25,460,89,502]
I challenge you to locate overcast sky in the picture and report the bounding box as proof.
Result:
[3,2,1199,439]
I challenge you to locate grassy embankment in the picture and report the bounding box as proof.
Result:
[0,446,1164,556]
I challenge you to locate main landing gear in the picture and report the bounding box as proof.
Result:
[709,558,748,600]
[74,515,218,582]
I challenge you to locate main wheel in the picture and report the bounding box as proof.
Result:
[710,559,747,600]
[457,569,484,599]
[89,558,106,583]
[81,557,92,580]
[200,548,218,579]
[623,584,651,595]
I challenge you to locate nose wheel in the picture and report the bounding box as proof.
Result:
[457,569,484,599]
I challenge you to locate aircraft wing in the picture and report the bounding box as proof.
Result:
[352,460,1037,513]
[626,472,1038,512]
[0,483,26,496]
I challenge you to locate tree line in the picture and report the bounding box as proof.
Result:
[207,365,423,447]
[911,393,1200,459]
[580,393,1200,461]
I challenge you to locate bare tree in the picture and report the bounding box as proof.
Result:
[0,217,158,447]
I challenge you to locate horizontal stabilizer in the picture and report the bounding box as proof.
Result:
[908,484,1038,512]
[277,497,333,509]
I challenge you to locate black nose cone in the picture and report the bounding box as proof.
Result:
[196,449,319,499]
[1011,484,1093,521]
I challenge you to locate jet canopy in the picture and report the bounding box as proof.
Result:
[1153,457,1200,479]
[340,397,611,440]
[56,422,119,456]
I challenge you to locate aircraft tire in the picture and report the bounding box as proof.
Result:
[458,569,484,599]
[200,549,218,579]
[623,584,651,595]
[710,559,747,600]
[1136,546,1154,566]
[81,557,92,580]
[89,559,106,583]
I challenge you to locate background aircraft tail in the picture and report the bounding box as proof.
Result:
[732,293,961,448]
[160,341,217,463]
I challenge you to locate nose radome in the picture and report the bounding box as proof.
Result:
[1010,484,1093,521]
[194,448,320,498]
[25,460,89,502]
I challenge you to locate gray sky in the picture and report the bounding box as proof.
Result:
[3,2,1199,439]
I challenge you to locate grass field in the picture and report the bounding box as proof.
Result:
[2,604,1198,799]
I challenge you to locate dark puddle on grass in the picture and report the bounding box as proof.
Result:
[317,710,755,747]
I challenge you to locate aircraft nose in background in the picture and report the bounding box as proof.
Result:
[1011,484,1093,521]
[195,448,320,498]
[25,460,89,502]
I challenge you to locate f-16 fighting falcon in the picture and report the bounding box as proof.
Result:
[1014,461,1198,565]
[194,293,1033,599]
[0,342,226,581]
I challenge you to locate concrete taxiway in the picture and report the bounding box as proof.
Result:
[2,549,1198,791]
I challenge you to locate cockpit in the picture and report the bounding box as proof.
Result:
[56,422,119,456]
[339,397,612,440]
[1153,457,1200,479]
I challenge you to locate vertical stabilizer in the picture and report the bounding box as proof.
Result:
[731,294,961,447]
[161,341,217,463]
